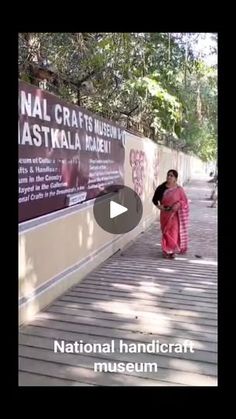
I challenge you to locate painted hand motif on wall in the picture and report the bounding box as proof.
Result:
[129,149,147,197]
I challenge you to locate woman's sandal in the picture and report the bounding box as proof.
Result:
[163,253,175,259]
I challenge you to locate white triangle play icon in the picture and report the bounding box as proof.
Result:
[110,200,128,219]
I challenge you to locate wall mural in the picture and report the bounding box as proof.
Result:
[129,149,147,197]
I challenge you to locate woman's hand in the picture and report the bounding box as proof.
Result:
[172,202,180,212]
[157,204,165,211]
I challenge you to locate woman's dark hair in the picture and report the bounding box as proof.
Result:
[167,169,178,179]
[152,181,167,205]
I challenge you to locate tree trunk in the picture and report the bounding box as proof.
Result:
[77,89,81,106]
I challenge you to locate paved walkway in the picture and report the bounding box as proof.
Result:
[19,179,217,386]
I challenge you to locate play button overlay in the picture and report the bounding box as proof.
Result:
[93,185,143,234]
[110,201,128,218]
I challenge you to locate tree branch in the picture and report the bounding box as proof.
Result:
[120,105,139,117]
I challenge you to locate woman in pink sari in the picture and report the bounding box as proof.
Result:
[152,170,189,259]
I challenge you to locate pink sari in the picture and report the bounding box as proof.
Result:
[160,186,189,255]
